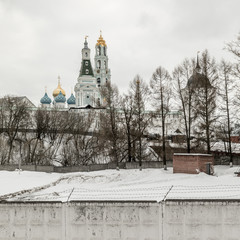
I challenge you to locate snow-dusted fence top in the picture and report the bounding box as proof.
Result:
[0,161,164,173]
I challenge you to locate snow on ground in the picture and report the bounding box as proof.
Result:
[0,166,240,202]
[0,170,61,196]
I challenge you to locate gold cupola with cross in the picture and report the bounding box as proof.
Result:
[53,76,66,98]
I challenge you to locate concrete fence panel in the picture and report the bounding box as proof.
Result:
[1,200,240,239]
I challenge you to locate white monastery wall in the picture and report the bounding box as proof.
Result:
[0,201,240,240]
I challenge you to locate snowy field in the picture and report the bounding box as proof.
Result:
[0,166,240,202]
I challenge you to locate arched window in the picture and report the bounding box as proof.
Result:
[106,78,108,83]
[97,78,101,84]
[104,47,106,56]
[97,47,100,56]
[97,60,101,69]
[98,46,101,55]
[86,69,89,74]
[85,52,88,57]
[85,61,88,66]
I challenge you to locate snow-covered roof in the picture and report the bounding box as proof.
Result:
[1,166,240,202]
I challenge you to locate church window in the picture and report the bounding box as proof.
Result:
[85,61,88,66]
[104,47,106,56]
[87,96,89,98]
[97,60,101,69]
[85,52,88,57]
[106,78,108,83]
[86,69,89,74]
[98,46,101,55]
[97,78,101,84]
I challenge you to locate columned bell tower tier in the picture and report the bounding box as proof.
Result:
[94,31,111,88]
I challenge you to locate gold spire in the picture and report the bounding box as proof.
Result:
[96,30,107,46]
[53,75,66,97]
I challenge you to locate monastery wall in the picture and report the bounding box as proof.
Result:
[0,201,240,240]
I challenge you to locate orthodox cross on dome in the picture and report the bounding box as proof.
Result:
[45,86,47,93]
[58,75,61,85]
[100,30,102,36]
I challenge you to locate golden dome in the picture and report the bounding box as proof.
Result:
[96,31,107,47]
[53,76,66,98]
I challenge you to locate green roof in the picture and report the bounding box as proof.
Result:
[79,60,94,77]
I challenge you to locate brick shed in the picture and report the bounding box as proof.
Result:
[173,153,214,174]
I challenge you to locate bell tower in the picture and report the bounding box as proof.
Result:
[94,31,111,88]
[74,36,100,107]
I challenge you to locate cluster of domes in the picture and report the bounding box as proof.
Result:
[40,32,108,108]
[40,76,76,107]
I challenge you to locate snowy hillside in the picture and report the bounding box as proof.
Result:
[0,166,240,202]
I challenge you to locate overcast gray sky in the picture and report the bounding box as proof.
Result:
[0,0,239,106]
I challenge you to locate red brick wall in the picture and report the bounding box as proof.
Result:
[173,154,214,174]
[231,136,240,143]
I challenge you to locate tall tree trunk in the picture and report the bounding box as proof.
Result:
[161,88,167,170]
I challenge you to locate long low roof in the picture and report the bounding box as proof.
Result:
[1,167,240,202]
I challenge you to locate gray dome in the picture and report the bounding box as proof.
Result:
[187,72,212,89]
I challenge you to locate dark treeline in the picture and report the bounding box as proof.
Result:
[0,34,239,168]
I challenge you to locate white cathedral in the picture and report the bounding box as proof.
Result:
[40,32,111,109]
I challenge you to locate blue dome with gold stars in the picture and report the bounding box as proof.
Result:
[40,93,52,104]
[67,93,76,105]
[55,91,66,103]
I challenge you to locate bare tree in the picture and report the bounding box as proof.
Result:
[41,108,69,164]
[120,94,135,162]
[0,96,30,164]
[0,136,8,164]
[150,67,172,170]
[66,110,99,165]
[192,50,218,153]
[28,108,51,165]
[218,60,235,166]
[130,75,152,170]
[99,82,122,168]
[173,59,195,153]
[225,33,240,78]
